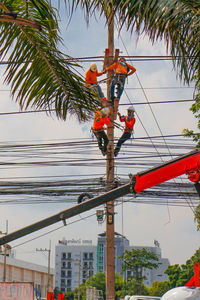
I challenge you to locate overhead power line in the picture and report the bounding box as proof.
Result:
[0,99,194,117]
[0,55,196,65]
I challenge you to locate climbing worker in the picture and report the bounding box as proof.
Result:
[106,57,136,100]
[85,63,106,105]
[92,107,111,156]
[106,57,136,118]
[114,106,136,157]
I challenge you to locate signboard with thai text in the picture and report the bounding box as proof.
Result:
[0,282,34,300]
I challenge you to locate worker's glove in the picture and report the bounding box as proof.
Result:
[117,112,121,118]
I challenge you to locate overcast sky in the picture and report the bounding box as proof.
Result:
[0,2,199,273]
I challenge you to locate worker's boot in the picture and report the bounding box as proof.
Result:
[114,147,120,157]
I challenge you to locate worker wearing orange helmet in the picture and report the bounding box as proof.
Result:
[85,63,106,105]
[114,106,136,157]
[92,107,110,156]
[106,57,136,101]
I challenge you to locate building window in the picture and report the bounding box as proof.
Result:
[89,270,93,277]
[83,252,88,260]
[62,262,66,268]
[61,288,65,292]
[89,261,93,269]
[67,279,71,287]
[82,270,87,278]
[61,279,65,286]
[83,262,88,269]
[67,262,71,269]
[99,256,103,263]
[67,252,71,259]
[62,253,66,259]
[67,270,72,278]
[99,266,103,272]
[61,271,65,277]
[89,252,93,260]
[99,244,104,253]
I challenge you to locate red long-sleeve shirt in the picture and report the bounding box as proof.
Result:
[120,115,135,133]
[85,69,103,86]
[106,61,136,76]
[93,110,110,132]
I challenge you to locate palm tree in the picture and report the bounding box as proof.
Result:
[65,0,199,86]
[0,0,100,121]
[0,0,199,121]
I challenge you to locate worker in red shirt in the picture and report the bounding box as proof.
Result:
[92,107,110,156]
[106,57,136,101]
[85,63,106,105]
[114,106,136,157]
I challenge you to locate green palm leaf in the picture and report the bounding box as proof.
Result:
[66,0,200,86]
[0,0,100,121]
[113,0,200,85]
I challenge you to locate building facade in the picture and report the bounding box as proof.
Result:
[0,251,54,298]
[55,239,97,292]
[55,234,169,292]
[97,232,169,287]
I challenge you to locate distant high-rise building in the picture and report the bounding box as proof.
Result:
[55,234,169,292]
[55,238,97,292]
[97,232,169,287]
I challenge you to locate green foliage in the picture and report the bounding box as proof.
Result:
[64,290,74,300]
[194,204,200,230]
[164,264,182,288]
[63,272,125,300]
[114,0,200,86]
[148,281,170,297]
[119,248,159,294]
[0,0,100,121]
[53,287,60,299]
[182,72,200,230]
[85,272,106,298]
[182,73,200,142]
[125,278,149,296]
[164,248,200,288]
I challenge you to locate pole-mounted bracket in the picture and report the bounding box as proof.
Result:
[129,174,136,196]
[60,213,67,226]
[187,170,200,183]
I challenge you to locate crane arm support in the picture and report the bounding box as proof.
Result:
[132,149,200,193]
[0,184,131,246]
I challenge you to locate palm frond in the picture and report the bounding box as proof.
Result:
[63,0,199,86]
[113,0,200,85]
[63,0,106,21]
[0,0,100,121]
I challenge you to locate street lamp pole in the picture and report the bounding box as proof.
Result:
[36,241,51,294]
[78,259,81,300]
[1,220,8,282]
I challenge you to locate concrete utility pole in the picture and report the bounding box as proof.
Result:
[36,242,51,294]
